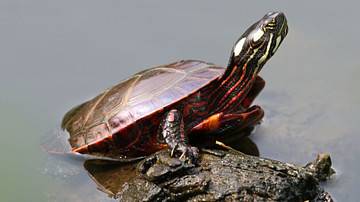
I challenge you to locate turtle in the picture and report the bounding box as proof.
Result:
[40,12,288,163]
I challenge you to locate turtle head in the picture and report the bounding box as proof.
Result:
[229,11,288,75]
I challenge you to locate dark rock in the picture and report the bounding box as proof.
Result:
[118,148,334,201]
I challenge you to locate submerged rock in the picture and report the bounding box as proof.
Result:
[118,149,334,201]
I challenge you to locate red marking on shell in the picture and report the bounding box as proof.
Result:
[70,133,87,148]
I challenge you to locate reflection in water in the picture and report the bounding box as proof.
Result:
[39,153,84,179]
[84,160,138,199]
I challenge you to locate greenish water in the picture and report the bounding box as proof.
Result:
[1,1,359,201]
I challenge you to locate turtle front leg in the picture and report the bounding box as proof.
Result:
[161,109,199,163]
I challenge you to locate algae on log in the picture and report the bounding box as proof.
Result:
[117,149,334,201]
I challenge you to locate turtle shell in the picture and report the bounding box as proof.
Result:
[55,60,225,157]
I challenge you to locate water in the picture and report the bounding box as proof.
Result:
[1,1,359,201]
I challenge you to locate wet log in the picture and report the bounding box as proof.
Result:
[119,149,334,201]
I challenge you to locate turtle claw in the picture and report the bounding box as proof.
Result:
[185,146,199,163]
[170,143,199,163]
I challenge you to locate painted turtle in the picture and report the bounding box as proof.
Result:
[41,12,288,162]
